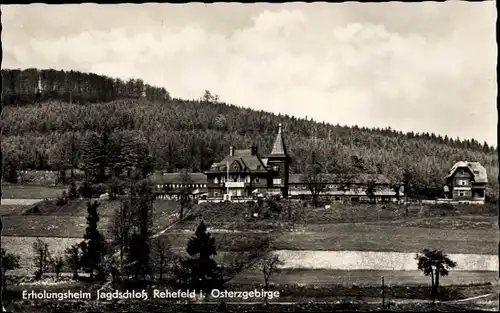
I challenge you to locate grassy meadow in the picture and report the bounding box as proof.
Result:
[1,184,67,199]
[1,189,497,299]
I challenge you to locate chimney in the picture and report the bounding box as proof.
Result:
[251,145,258,156]
[229,146,234,156]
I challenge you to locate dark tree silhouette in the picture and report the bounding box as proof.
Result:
[1,248,20,290]
[176,221,223,295]
[415,249,457,304]
[79,201,107,280]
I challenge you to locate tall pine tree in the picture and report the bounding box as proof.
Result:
[79,201,107,280]
[176,221,223,295]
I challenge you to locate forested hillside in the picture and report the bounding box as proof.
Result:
[1,68,498,201]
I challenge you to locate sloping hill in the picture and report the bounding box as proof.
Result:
[1,68,498,200]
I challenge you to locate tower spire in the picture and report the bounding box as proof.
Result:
[270,123,288,156]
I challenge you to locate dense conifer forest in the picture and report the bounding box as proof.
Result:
[1,68,498,201]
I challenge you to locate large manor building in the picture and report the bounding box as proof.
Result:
[150,124,487,204]
[204,124,291,199]
[152,124,400,203]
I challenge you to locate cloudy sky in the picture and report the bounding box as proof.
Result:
[2,3,497,145]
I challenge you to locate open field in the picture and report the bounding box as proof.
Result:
[161,222,498,255]
[373,215,498,230]
[0,199,180,237]
[0,199,43,206]
[0,216,113,238]
[294,201,498,224]
[175,201,498,231]
[0,204,35,216]
[22,198,180,217]
[276,223,498,255]
[2,199,497,293]
[271,251,498,271]
[0,184,67,199]
[231,268,498,288]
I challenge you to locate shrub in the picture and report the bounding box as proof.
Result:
[53,255,65,279]
[78,181,107,198]
[56,191,69,206]
[266,198,282,215]
[68,181,78,199]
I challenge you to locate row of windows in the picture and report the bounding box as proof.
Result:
[229,164,281,171]
[212,177,283,185]
[214,176,260,184]
[157,183,207,189]
[289,184,363,190]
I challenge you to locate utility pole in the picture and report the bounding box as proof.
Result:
[0,218,4,312]
[226,160,229,199]
[381,276,385,308]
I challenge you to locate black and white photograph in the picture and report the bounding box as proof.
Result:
[0,2,498,312]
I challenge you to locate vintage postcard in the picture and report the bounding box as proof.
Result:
[0,2,498,312]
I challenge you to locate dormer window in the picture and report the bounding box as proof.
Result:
[473,171,479,174]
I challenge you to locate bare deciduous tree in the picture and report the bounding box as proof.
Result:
[110,199,132,266]
[53,254,64,280]
[151,237,174,283]
[32,238,52,280]
[64,244,81,280]
[254,254,284,306]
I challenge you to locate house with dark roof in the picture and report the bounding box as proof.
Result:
[204,124,291,199]
[445,161,488,202]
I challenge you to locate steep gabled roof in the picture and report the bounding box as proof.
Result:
[206,149,269,174]
[269,123,288,157]
[446,161,488,183]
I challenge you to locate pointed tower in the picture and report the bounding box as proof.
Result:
[267,123,291,198]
